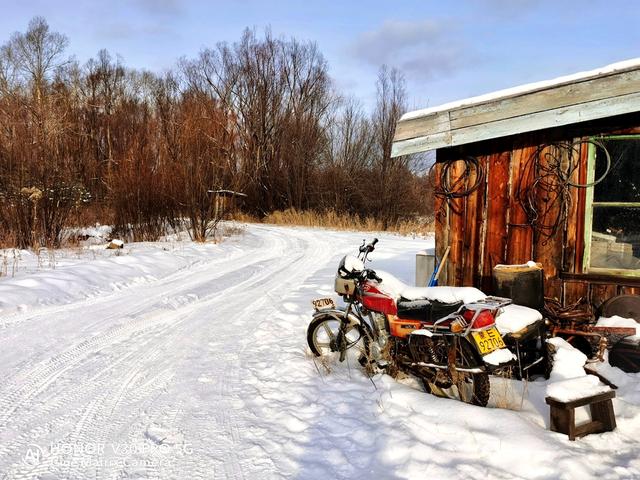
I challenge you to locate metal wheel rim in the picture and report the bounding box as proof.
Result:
[427,342,478,403]
[311,319,361,355]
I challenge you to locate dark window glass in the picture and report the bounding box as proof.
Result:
[594,140,640,202]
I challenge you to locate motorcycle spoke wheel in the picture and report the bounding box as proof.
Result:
[307,317,362,357]
[424,341,490,407]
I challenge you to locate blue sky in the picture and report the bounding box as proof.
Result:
[1,0,639,111]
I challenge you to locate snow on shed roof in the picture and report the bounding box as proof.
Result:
[392,58,640,157]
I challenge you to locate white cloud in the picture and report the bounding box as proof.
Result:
[351,20,471,80]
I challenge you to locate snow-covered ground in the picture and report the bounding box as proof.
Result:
[0,224,639,479]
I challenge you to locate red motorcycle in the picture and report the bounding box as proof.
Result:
[307,239,515,406]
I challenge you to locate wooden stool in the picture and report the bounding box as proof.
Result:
[545,390,616,441]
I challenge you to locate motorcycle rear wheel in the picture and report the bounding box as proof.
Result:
[423,339,490,407]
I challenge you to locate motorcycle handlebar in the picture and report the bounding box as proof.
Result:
[357,238,379,264]
[360,238,378,253]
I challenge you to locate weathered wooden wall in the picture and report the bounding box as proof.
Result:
[434,113,640,310]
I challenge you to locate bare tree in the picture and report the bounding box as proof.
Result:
[319,98,374,212]
[1,16,69,100]
[186,29,333,215]
[371,65,412,228]
[0,17,83,248]
[156,73,240,241]
[0,18,434,248]
[80,49,127,197]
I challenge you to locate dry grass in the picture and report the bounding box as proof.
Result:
[490,369,530,411]
[247,208,434,236]
[0,229,19,250]
[218,223,246,239]
[67,203,115,230]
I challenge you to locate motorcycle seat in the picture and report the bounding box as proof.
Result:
[397,298,463,323]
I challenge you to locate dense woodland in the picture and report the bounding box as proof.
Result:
[0,17,433,248]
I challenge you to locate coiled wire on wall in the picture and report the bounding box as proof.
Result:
[430,156,485,219]
[514,139,611,242]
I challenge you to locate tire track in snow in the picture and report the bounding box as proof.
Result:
[0,234,251,332]
[85,227,337,479]
[0,230,288,423]
[0,226,333,479]
[94,229,320,480]
[144,228,338,480]
[0,230,288,474]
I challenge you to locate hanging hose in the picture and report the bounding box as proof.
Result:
[431,142,610,240]
[431,156,485,218]
[514,139,611,241]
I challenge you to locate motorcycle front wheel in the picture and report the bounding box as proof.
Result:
[307,314,367,357]
[424,339,490,407]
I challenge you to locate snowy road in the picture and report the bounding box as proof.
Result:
[0,225,426,479]
[1,224,639,479]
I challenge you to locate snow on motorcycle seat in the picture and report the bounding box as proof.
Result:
[375,270,486,304]
[376,270,542,334]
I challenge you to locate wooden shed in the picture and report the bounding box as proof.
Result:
[208,189,247,218]
[392,59,640,311]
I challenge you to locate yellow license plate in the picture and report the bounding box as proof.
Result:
[472,327,506,355]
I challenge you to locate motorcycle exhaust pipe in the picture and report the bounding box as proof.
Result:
[410,361,485,374]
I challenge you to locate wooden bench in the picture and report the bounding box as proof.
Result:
[545,390,616,441]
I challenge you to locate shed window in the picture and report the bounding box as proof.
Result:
[585,137,640,275]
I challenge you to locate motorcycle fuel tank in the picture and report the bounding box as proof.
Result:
[361,282,397,315]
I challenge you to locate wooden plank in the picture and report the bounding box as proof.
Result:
[481,150,511,292]
[564,138,589,274]
[477,158,489,290]
[391,131,451,157]
[450,69,640,130]
[447,159,467,286]
[532,144,565,301]
[590,398,617,432]
[582,142,597,272]
[433,161,448,284]
[451,92,640,147]
[462,156,486,286]
[391,91,640,156]
[575,141,589,273]
[602,126,640,135]
[546,390,615,409]
[506,140,535,263]
[563,280,589,305]
[394,111,451,142]
[562,271,640,287]
[590,283,618,310]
